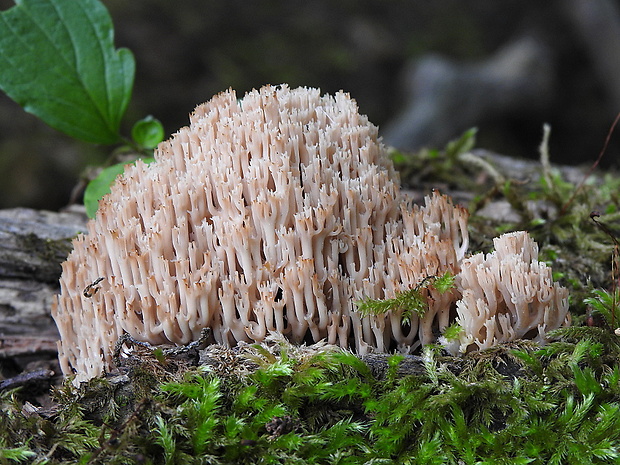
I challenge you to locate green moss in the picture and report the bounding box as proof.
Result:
[4,331,620,464]
[396,127,620,321]
[18,232,74,266]
[356,272,455,325]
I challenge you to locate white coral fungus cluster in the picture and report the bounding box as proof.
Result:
[441,231,570,354]
[51,85,569,384]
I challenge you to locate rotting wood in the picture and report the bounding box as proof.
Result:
[0,206,87,371]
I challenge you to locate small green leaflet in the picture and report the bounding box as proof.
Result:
[84,157,154,218]
[131,115,165,149]
[0,0,135,144]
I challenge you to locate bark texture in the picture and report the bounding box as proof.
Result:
[0,207,87,363]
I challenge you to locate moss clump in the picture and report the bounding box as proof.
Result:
[394,127,620,319]
[3,329,620,464]
[356,271,456,325]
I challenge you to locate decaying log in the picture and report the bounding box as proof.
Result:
[0,207,87,352]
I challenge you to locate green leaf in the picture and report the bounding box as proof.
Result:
[84,157,154,218]
[132,115,164,149]
[83,162,126,218]
[0,0,135,144]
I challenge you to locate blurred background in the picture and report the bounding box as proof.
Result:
[1,0,619,211]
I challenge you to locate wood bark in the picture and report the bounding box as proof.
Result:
[0,206,87,363]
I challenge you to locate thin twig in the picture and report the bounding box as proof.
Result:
[560,112,620,216]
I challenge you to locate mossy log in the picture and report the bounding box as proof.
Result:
[0,206,86,366]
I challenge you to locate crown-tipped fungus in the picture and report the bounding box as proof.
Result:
[441,231,570,354]
[52,85,569,384]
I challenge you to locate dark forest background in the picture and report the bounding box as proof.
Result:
[0,0,619,211]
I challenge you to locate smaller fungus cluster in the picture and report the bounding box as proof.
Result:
[442,231,570,355]
[52,85,570,384]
